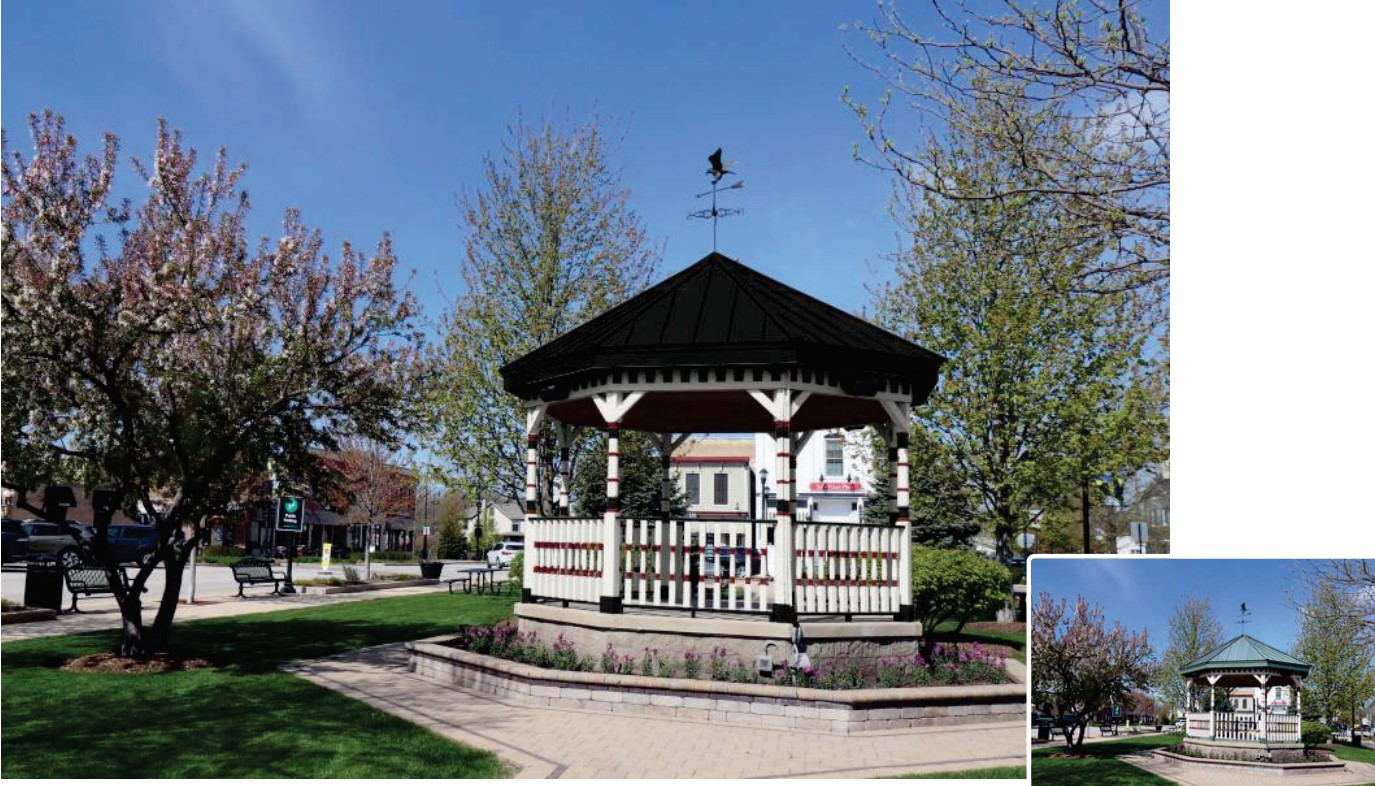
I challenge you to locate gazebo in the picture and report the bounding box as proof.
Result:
[1179,634,1311,757]
[498,252,945,660]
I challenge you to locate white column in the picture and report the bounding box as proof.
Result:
[601,421,622,609]
[890,409,913,622]
[524,405,547,598]
[772,396,795,618]
[556,422,574,516]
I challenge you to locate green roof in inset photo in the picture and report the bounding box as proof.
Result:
[1179,633,1311,677]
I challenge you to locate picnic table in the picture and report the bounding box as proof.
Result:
[447,566,508,595]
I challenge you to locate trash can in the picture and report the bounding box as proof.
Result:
[1037,721,1052,742]
[24,554,63,612]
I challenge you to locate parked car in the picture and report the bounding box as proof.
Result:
[2,517,30,562]
[21,519,88,568]
[106,524,161,566]
[486,541,524,568]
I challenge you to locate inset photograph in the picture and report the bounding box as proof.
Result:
[1029,558,1375,785]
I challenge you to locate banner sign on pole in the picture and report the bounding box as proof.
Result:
[276,495,304,532]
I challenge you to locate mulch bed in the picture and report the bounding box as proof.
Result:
[62,652,214,674]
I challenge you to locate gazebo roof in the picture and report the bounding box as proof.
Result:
[501,252,944,400]
[1179,634,1311,677]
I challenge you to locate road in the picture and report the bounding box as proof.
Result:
[1,557,488,610]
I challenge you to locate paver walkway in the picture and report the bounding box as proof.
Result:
[1118,750,1375,786]
[0,584,450,643]
[285,644,1027,779]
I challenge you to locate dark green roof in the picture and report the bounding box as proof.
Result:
[1179,634,1311,677]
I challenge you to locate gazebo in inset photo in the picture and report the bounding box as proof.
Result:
[1180,633,1310,756]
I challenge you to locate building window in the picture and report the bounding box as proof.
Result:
[686,473,700,505]
[825,435,844,477]
[714,473,728,505]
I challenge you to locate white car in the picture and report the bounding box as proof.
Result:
[485,541,524,568]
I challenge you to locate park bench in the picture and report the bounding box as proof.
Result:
[231,557,286,597]
[446,575,472,594]
[62,563,133,612]
[1099,722,1119,736]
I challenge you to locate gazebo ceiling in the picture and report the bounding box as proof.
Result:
[1179,634,1312,678]
[499,253,946,414]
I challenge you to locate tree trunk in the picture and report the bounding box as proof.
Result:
[117,593,148,658]
[147,548,187,652]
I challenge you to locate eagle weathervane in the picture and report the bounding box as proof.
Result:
[1237,602,1252,633]
[688,147,744,251]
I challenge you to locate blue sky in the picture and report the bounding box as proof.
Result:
[3,0,1071,329]
[1029,558,1315,657]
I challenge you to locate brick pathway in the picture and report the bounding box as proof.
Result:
[1118,750,1375,786]
[285,644,1027,779]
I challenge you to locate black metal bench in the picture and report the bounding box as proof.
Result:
[231,557,285,597]
[1099,722,1119,736]
[446,576,473,594]
[62,564,128,612]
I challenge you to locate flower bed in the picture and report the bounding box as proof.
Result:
[451,619,1011,690]
[1165,743,1331,764]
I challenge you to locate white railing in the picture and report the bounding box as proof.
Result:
[527,517,910,618]
[619,519,772,613]
[793,522,904,615]
[1186,711,1301,743]
[527,517,603,603]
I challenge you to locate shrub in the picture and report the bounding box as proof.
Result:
[683,649,701,679]
[507,552,524,592]
[1301,721,1331,750]
[910,545,1011,634]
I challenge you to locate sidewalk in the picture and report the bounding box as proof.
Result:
[0,584,451,644]
[285,644,1028,779]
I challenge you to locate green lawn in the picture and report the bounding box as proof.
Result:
[1,592,517,778]
[1031,733,1183,786]
[932,620,1027,663]
[1326,741,1375,764]
[892,765,1026,778]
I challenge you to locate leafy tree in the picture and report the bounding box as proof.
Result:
[910,545,1010,655]
[328,437,416,556]
[1032,592,1153,754]
[435,491,471,559]
[1292,560,1375,649]
[871,93,1167,560]
[844,0,1169,294]
[1159,596,1224,716]
[570,431,685,519]
[1294,579,1375,725]
[429,111,659,513]
[1,111,422,658]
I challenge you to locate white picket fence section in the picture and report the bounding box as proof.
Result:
[528,518,905,617]
[619,519,772,612]
[1185,711,1301,743]
[792,522,903,615]
[527,517,603,603]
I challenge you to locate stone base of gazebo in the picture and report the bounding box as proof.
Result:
[1155,747,1345,777]
[1179,738,1306,761]
[515,602,924,668]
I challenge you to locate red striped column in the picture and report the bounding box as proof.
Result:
[525,432,539,516]
[771,417,796,623]
[600,422,623,613]
[895,429,915,622]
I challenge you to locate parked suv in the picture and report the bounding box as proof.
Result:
[106,524,160,566]
[485,541,524,568]
[2,517,30,562]
[21,520,88,568]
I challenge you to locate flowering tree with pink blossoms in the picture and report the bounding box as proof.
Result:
[1031,592,1155,753]
[1,111,424,658]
